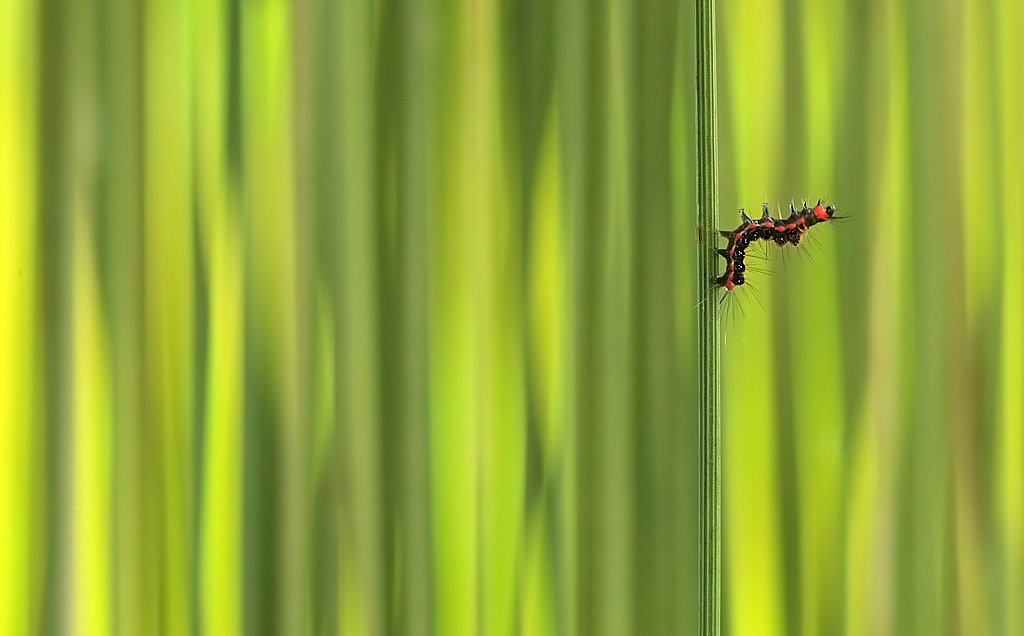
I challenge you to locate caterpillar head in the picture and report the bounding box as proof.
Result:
[812,199,838,222]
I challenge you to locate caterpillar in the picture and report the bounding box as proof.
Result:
[715,199,837,291]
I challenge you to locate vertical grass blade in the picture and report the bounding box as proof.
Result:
[37,0,74,629]
[671,2,699,632]
[600,2,636,633]
[847,2,910,632]
[195,1,243,632]
[241,2,306,632]
[720,0,786,632]
[631,0,683,632]
[398,0,435,630]
[71,194,114,636]
[0,0,37,631]
[996,0,1024,632]
[143,0,195,630]
[430,1,485,632]
[336,0,383,633]
[96,0,148,631]
[899,0,959,630]
[554,0,585,630]
[64,0,116,630]
[793,1,846,632]
[954,0,998,631]
[694,0,720,633]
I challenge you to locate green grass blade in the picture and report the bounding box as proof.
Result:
[694,0,720,633]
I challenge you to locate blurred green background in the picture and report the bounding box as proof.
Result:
[1,0,1023,633]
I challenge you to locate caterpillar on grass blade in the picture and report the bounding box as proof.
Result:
[715,199,839,291]
[697,199,843,329]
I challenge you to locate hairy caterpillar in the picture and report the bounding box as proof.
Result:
[714,199,838,291]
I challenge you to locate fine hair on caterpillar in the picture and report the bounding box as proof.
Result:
[695,199,843,330]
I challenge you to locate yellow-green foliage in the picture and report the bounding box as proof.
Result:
[0,0,1022,634]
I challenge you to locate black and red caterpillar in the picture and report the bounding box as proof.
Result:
[715,199,837,290]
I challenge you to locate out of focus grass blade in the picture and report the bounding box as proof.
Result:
[846,2,909,633]
[143,0,195,630]
[97,0,148,631]
[479,3,526,634]
[565,1,639,632]
[71,202,114,636]
[996,0,1024,632]
[961,2,999,332]
[397,0,435,630]
[37,0,75,629]
[593,4,630,634]
[507,0,563,631]
[954,0,999,631]
[597,2,636,634]
[0,0,38,631]
[899,0,961,630]
[791,1,846,632]
[242,1,307,632]
[720,0,785,631]
[523,106,568,636]
[66,0,115,630]
[430,1,485,633]
[670,0,698,630]
[555,0,586,629]
[195,0,243,633]
[631,0,683,629]
[337,0,385,632]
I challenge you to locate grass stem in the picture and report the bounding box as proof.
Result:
[694,0,721,633]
